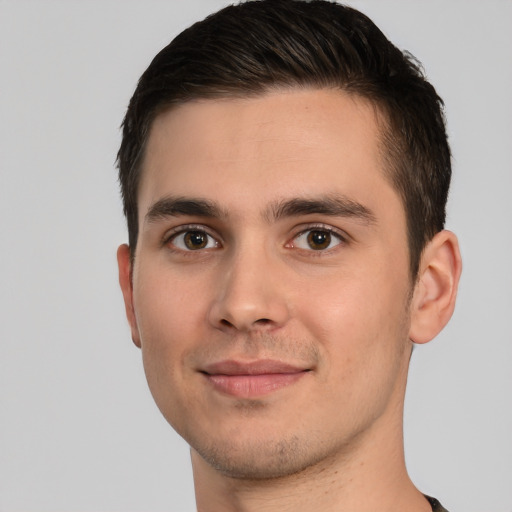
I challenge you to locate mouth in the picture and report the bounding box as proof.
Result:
[200,359,311,399]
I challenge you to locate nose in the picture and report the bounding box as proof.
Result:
[207,249,291,333]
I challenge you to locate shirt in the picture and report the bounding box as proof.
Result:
[425,495,449,512]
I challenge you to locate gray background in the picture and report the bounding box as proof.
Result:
[1,1,511,511]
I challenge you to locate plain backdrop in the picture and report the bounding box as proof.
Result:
[1,1,511,511]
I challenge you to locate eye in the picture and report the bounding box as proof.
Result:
[291,228,344,251]
[168,229,219,251]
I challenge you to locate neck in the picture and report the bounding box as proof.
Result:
[191,406,430,512]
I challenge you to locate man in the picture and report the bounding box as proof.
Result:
[116,1,462,510]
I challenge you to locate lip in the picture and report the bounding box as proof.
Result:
[201,359,310,398]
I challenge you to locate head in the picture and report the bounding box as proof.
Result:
[117,0,451,278]
[116,0,461,485]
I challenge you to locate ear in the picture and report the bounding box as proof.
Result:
[409,230,462,344]
[117,244,142,348]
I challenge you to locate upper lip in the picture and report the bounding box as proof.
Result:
[201,359,309,376]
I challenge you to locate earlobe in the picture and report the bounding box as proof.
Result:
[117,244,142,348]
[409,230,462,344]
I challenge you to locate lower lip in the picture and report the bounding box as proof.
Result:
[204,372,307,398]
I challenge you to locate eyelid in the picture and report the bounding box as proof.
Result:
[162,223,222,249]
[287,223,349,250]
[291,222,348,239]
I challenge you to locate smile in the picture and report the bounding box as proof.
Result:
[201,360,310,399]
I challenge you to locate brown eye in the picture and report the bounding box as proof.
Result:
[291,228,343,252]
[169,229,219,251]
[184,231,208,250]
[306,230,331,250]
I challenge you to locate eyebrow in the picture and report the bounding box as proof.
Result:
[144,194,376,226]
[144,196,227,224]
[266,195,376,225]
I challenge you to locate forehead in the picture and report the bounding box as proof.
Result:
[138,88,396,220]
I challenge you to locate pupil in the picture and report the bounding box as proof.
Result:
[185,231,207,249]
[307,230,330,250]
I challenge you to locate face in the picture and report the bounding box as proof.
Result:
[121,88,416,479]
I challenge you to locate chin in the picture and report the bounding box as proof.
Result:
[191,432,338,481]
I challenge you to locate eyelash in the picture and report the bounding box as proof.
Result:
[163,223,347,254]
[164,224,221,253]
[286,224,347,253]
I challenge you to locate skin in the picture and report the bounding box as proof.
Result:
[118,88,461,511]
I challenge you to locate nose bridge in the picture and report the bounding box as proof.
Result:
[208,238,289,332]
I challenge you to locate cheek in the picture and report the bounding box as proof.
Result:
[134,261,207,340]
[132,266,209,390]
[294,262,411,368]
[294,269,411,428]
[131,270,210,431]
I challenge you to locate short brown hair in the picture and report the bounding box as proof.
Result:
[117,0,451,277]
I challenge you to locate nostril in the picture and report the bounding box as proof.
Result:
[255,318,272,325]
[218,317,272,330]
